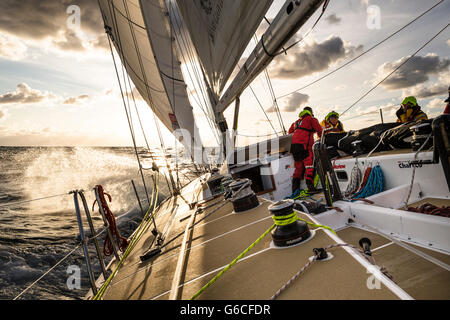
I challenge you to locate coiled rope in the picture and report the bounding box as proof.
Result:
[352,165,385,200]
[92,185,129,256]
[345,161,362,197]
[93,173,160,300]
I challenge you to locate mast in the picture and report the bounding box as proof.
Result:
[215,0,326,114]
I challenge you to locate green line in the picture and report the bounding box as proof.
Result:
[93,174,160,300]
[190,223,276,300]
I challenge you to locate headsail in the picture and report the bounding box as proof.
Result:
[175,0,274,99]
[98,0,202,155]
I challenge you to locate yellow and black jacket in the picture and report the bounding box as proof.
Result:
[396,106,428,123]
[320,119,344,133]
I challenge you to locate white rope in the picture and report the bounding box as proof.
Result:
[345,160,362,197]
[270,242,390,300]
[402,133,433,208]
[0,192,70,208]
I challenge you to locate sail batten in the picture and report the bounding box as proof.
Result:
[175,0,274,98]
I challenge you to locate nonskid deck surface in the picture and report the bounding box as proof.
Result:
[408,197,450,209]
[337,227,450,300]
[98,178,409,300]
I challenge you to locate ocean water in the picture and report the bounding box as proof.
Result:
[0,146,185,300]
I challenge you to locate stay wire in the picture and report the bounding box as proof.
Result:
[277,0,445,100]
[340,22,449,117]
[0,192,70,208]
[107,0,155,228]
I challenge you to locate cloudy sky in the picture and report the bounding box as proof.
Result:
[0,0,449,147]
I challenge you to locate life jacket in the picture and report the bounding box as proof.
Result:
[320,119,344,133]
[396,105,428,123]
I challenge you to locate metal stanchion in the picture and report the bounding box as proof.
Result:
[72,190,98,295]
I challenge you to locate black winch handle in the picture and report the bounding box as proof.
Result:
[359,238,372,256]
[140,247,162,262]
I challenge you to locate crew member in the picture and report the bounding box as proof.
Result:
[288,106,323,193]
[396,96,428,123]
[320,111,344,134]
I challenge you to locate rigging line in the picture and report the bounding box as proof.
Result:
[0,192,70,208]
[123,0,171,112]
[171,7,216,123]
[254,34,287,135]
[249,84,279,137]
[13,243,82,300]
[167,3,221,145]
[276,0,445,100]
[235,61,279,137]
[168,0,181,189]
[121,0,175,193]
[340,22,450,117]
[163,22,212,130]
[107,1,156,230]
[236,131,284,138]
[126,73,153,157]
[168,6,207,102]
[265,68,286,134]
[170,2,218,126]
[113,0,161,128]
[341,104,397,121]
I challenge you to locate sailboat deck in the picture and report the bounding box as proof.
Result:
[337,227,450,300]
[408,197,450,208]
[337,148,415,161]
[93,177,450,300]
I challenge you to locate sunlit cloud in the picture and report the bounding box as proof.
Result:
[63,94,90,105]
[273,92,310,113]
[0,33,28,60]
[325,13,342,25]
[0,83,56,105]
[374,53,450,90]
[0,0,107,60]
[271,35,363,79]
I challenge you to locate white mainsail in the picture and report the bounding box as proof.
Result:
[98,0,202,155]
[175,0,274,99]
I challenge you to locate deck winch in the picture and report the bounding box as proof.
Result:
[206,173,224,196]
[269,199,311,247]
[410,122,433,151]
[229,179,259,212]
[220,176,235,199]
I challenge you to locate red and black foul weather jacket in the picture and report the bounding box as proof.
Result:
[288,114,323,147]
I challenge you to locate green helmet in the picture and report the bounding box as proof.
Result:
[299,106,313,118]
[401,96,418,107]
[325,111,340,121]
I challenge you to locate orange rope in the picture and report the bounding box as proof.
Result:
[92,185,129,256]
